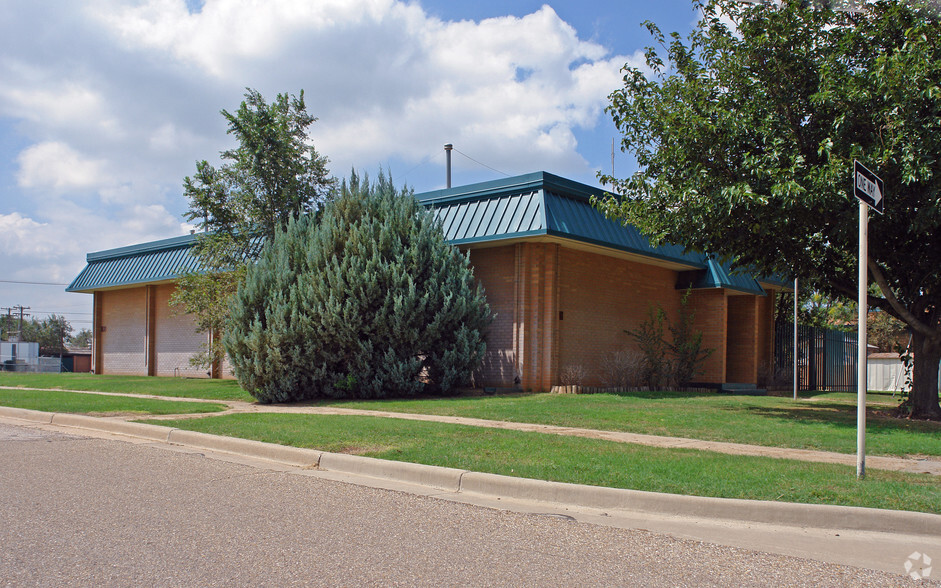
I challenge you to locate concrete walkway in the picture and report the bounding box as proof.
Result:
[3,385,940,476]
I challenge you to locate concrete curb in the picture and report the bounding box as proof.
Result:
[458,471,941,536]
[0,406,53,424]
[166,429,321,468]
[50,413,173,442]
[3,406,940,537]
[318,452,465,492]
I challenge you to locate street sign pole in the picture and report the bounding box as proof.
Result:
[857,201,867,479]
[852,159,883,481]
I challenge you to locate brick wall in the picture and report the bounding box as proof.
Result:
[468,242,749,390]
[468,243,563,391]
[467,245,519,388]
[90,241,775,389]
[755,293,775,380]
[515,242,559,391]
[688,289,727,384]
[154,284,210,378]
[99,288,147,375]
[97,284,224,379]
[726,295,758,383]
[557,247,682,387]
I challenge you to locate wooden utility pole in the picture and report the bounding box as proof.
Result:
[1,306,30,341]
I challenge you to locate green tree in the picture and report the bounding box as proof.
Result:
[172,88,333,369]
[68,328,93,349]
[869,310,909,353]
[597,0,941,419]
[776,291,856,330]
[224,172,492,403]
[21,315,72,356]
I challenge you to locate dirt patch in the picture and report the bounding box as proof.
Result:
[334,445,391,456]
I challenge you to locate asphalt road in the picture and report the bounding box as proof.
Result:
[0,422,921,587]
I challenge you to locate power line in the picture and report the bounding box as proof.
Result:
[1,280,71,287]
[453,148,512,177]
[397,150,443,185]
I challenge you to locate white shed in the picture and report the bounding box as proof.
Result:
[867,352,941,393]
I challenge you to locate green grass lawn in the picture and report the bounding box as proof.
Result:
[325,390,941,458]
[0,372,253,401]
[0,389,227,416]
[4,373,937,458]
[143,412,941,513]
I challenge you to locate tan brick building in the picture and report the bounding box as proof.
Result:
[69,172,785,391]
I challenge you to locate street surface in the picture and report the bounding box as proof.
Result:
[0,421,928,586]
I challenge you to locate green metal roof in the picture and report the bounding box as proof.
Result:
[695,258,767,296]
[67,234,201,292]
[419,172,705,268]
[67,172,779,295]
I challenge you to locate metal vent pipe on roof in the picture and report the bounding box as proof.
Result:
[444,143,453,188]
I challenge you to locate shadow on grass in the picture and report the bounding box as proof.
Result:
[738,402,941,435]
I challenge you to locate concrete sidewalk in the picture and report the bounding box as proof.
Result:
[4,385,937,476]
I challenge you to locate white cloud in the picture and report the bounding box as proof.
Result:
[0,0,643,314]
[16,142,110,192]
[0,213,59,258]
[78,1,638,176]
[149,123,203,154]
[0,63,124,140]
[88,0,411,79]
[116,203,185,237]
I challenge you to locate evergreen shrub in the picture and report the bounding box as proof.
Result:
[224,173,492,403]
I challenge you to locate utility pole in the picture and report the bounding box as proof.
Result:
[4,306,30,342]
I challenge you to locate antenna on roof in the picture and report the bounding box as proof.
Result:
[444,143,453,188]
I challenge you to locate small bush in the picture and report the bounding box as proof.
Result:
[559,364,587,386]
[667,290,712,386]
[224,172,492,403]
[600,348,644,388]
[626,306,674,388]
[626,290,712,388]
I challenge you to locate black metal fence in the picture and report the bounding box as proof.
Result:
[774,322,858,392]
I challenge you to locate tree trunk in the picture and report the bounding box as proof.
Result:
[908,331,941,420]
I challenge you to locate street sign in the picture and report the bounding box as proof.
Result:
[854,160,884,214]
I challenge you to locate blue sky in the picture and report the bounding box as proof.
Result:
[0,0,701,329]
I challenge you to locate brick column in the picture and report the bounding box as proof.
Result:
[755,293,775,379]
[514,242,560,391]
[93,292,103,374]
[145,285,156,376]
[726,295,759,383]
[688,289,727,384]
